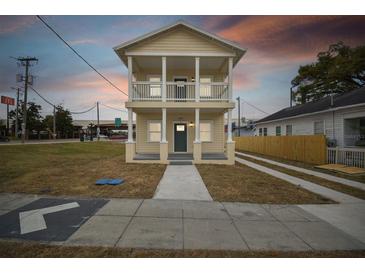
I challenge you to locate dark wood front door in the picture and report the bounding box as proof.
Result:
[174,123,187,152]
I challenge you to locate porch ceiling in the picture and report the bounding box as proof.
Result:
[133,107,226,114]
[133,56,227,73]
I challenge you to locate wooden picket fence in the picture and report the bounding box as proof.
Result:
[234,135,327,165]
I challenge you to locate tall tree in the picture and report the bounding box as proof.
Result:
[43,105,73,138]
[9,101,44,136]
[291,42,365,104]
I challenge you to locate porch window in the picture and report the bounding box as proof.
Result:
[200,121,212,142]
[148,121,161,142]
[275,126,281,136]
[200,77,212,97]
[344,117,365,147]
[314,121,324,135]
[148,76,161,97]
[286,125,292,136]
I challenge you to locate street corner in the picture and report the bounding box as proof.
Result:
[0,197,108,242]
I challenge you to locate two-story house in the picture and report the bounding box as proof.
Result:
[114,21,246,164]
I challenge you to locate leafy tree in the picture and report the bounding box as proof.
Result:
[9,101,44,136]
[291,42,365,104]
[43,105,73,138]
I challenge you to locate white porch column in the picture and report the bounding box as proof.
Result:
[228,57,233,101]
[195,57,200,102]
[162,56,167,102]
[128,56,133,102]
[128,108,133,143]
[227,109,233,142]
[162,108,167,143]
[195,108,200,142]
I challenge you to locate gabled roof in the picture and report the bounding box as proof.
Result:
[256,86,365,124]
[113,20,246,66]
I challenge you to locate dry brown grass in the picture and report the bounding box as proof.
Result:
[237,150,365,183]
[196,163,333,204]
[0,142,166,198]
[0,240,363,258]
[236,154,365,200]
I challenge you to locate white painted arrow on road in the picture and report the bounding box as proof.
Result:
[19,202,80,234]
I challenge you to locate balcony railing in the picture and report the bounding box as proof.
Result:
[131,81,229,102]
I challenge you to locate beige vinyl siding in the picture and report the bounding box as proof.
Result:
[135,111,225,154]
[125,28,234,55]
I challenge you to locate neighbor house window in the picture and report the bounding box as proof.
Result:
[259,128,263,136]
[314,121,324,135]
[263,128,268,136]
[286,125,292,136]
[148,121,161,142]
[200,77,212,97]
[275,126,281,136]
[148,76,161,97]
[200,121,212,142]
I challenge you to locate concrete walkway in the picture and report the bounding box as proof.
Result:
[153,165,213,201]
[1,194,364,251]
[236,151,365,191]
[235,156,363,204]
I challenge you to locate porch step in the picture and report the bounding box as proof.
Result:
[169,161,193,165]
[168,153,193,160]
[202,153,228,160]
[134,153,160,160]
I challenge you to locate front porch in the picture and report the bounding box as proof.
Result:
[126,108,235,165]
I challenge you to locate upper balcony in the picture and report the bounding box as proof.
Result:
[127,56,233,103]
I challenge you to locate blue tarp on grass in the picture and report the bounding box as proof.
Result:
[96,178,124,185]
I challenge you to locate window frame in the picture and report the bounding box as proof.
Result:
[200,120,213,142]
[313,120,325,135]
[286,124,293,136]
[275,126,281,136]
[147,120,162,143]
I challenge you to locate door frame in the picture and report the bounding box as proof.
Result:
[172,121,188,153]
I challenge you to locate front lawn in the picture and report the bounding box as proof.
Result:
[0,142,165,198]
[197,163,333,204]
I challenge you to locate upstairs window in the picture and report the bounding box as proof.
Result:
[314,121,324,135]
[200,77,212,97]
[148,121,161,142]
[275,126,281,136]
[148,76,161,97]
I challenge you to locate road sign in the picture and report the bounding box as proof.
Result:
[1,96,15,106]
[115,117,122,127]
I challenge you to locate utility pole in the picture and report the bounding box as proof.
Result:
[16,57,38,143]
[53,105,56,139]
[96,101,100,141]
[6,104,9,136]
[236,96,241,137]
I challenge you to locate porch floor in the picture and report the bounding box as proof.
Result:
[133,153,160,160]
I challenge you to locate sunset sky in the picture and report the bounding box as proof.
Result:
[1,15,365,121]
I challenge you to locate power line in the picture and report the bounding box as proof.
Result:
[100,102,128,112]
[29,86,55,107]
[241,98,269,115]
[36,15,128,97]
[69,104,97,115]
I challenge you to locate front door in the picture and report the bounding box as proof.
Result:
[174,77,187,101]
[174,123,187,152]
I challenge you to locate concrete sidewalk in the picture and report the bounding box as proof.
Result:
[1,194,364,251]
[153,165,213,201]
[236,151,365,191]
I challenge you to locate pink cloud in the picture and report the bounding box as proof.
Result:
[0,16,36,35]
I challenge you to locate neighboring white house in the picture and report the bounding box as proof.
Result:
[255,87,365,149]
